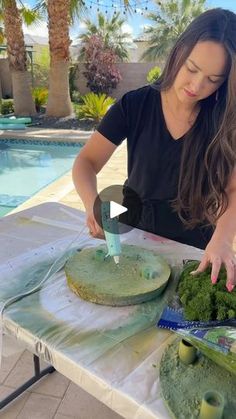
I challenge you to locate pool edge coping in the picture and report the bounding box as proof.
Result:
[0,128,94,144]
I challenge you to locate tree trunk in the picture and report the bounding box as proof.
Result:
[47,61,72,116]
[46,0,72,117]
[12,70,35,116]
[0,76,2,100]
[3,0,36,115]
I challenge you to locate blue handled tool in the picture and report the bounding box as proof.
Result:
[101,201,121,264]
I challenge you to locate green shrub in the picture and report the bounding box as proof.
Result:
[33,46,50,88]
[72,102,79,114]
[71,90,81,104]
[147,66,162,83]
[77,92,115,124]
[32,87,48,112]
[1,99,14,115]
[69,64,79,97]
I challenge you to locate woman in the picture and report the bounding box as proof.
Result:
[72,8,236,291]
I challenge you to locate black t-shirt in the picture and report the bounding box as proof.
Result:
[97,85,213,249]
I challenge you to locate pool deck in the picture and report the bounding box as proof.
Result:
[4,128,127,215]
[1,129,126,419]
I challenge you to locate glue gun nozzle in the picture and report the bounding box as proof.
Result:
[113,256,120,265]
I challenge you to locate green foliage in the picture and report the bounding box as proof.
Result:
[3,3,43,46]
[228,309,236,319]
[33,46,50,88]
[77,92,115,123]
[147,66,162,83]
[178,261,236,321]
[69,0,86,24]
[32,87,48,111]
[69,64,79,97]
[71,90,81,104]
[34,0,84,24]
[141,0,207,61]
[1,99,14,115]
[19,6,42,26]
[0,26,4,44]
[184,293,213,321]
[78,12,131,62]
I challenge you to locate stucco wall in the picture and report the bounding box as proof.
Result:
[75,62,158,99]
[0,58,160,101]
[0,58,12,98]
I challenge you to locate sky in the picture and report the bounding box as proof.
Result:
[23,0,236,42]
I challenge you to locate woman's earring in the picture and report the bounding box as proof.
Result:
[215,90,219,101]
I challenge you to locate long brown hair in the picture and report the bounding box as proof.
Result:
[153,8,236,228]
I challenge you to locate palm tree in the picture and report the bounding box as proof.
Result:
[0,25,4,44]
[78,12,132,62]
[35,1,132,117]
[34,0,84,117]
[45,0,74,117]
[0,21,3,98]
[141,0,206,62]
[3,1,38,115]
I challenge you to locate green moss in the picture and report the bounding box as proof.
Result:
[228,309,235,319]
[178,262,236,321]
[65,244,170,306]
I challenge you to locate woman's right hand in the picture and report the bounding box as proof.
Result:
[86,210,105,239]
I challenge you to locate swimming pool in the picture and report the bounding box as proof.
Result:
[0,139,83,216]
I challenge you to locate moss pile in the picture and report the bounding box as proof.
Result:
[178,261,236,321]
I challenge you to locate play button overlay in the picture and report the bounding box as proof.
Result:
[93,185,143,234]
[110,201,127,218]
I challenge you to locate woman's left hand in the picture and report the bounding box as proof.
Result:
[190,237,236,292]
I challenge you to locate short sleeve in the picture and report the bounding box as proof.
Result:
[97,95,129,145]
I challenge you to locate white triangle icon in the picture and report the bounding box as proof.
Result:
[110,201,128,219]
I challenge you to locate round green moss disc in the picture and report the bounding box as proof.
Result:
[64,244,171,306]
[160,338,236,419]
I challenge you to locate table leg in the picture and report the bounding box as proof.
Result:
[0,354,55,409]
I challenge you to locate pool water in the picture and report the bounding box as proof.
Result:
[0,139,82,216]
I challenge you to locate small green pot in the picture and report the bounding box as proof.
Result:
[140,266,159,280]
[94,249,106,262]
[199,390,224,419]
[178,339,197,365]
